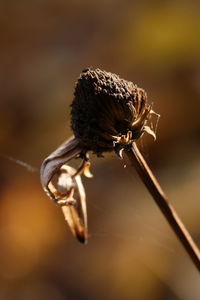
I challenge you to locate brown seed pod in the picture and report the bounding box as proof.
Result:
[71,68,154,155]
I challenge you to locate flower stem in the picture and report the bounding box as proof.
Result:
[124,142,200,272]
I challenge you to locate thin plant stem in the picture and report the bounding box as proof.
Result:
[124,142,200,272]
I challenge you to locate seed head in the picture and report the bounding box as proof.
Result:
[41,68,158,243]
[71,68,153,155]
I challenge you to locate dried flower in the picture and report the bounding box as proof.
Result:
[40,68,200,272]
[40,68,157,243]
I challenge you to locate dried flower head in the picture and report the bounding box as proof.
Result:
[71,68,156,155]
[41,68,158,243]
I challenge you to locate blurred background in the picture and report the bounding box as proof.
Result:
[0,0,200,299]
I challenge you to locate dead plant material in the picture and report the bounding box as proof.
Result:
[40,68,200,271]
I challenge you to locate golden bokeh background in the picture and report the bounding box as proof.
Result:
[0,1,200,299]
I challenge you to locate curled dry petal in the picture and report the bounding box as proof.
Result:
[40,136,88,243]
[40,136,82,196]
